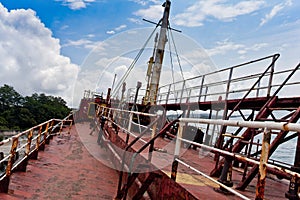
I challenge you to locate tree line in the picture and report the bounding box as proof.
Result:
[0,84,70,131]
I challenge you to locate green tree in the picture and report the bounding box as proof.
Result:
[23,93,70,125]
[0,116,9,131]
[0,84,70,130]
[0,84,23,112]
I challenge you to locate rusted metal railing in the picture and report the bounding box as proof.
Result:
[0,114,73,193]
[154,54,279,104]
[97,106,176,200]
[171,118,300,200]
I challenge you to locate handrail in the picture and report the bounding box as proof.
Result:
[118,119,178,199]
[98,105,162,199]
[172,117,300,199]
[100,103,179,199]
[157,54,280,105]
[115,115,160,198]
[0,114,73,192]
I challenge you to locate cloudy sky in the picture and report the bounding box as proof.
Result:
[0,0,299,107]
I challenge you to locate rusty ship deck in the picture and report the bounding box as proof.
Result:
[0,120,294,200]
[0,41,300,200]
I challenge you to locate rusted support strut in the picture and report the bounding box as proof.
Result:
[255,128,271,200]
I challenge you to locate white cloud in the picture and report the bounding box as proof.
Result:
[87,34,95,38]
[115,24,127,31]
[173,0,265,27]
[106,30,115,35]
[128,17,143,24]
[207,40,245,56]
[130,0,161,6]
[59,0,96,10]
[0,4,79,105]
[63,38,100,49]
[260,0,293,26]
[106,24,127,35]
[130,0,148,6]
[207,39,268,57]
[134,4,164,21]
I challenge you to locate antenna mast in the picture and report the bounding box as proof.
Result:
[146,0,171,105]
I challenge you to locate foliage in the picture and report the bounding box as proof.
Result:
[0,84,70,131]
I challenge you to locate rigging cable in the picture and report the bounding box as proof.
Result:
[169,24,185,81]
[112,25,159,97]
[168,24,190,102]
[167,27,177,101]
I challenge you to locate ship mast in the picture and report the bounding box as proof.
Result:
[146,0,171,105]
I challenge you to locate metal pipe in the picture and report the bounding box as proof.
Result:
[99,106,157,117]
[179,118,300,132]
[178,137,300,177]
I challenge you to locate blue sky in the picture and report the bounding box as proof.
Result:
[0,0,299,106]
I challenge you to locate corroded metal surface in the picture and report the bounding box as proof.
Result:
[255,129,271,200]
[0,126,119,199]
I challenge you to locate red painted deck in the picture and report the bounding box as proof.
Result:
[0,121,291,199]
[0,126,119,200]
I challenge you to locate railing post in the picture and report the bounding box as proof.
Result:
[0,136,18,193]
[17,130,33,172]
[225,68,233,101]
[148,122,157,162]
[267,56,275,97]
[126,113,133,144]
[59,120,64,135]
[165,84,172,104]
[67,120,73,135]
[32,126,42,159]
[198,75,205,102]
[255,128,271,200]
[171,122,184,181]
[204,86,208,102]
[256,81,261,97]
[40,123,49,151]
[47,120,55,141]
[0,152,4,171]
[186,88,192,103]
[26,129,33,157]
[44,122,50,145]
[179,80,186,104]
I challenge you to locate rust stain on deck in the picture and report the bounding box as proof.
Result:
[0,126,119,200]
